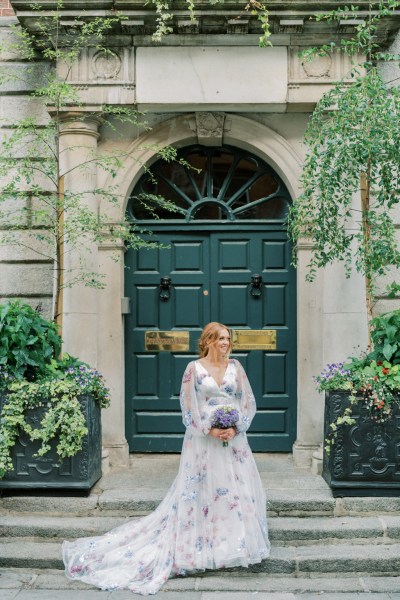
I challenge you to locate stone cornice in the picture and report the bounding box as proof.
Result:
[9,0,400,9]
[9,0,400,46]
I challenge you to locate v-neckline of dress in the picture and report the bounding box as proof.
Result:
[197,359,231,388]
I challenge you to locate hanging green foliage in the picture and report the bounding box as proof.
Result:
[287,1,400,323]
[288,68,400,280]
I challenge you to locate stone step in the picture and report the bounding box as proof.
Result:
[0,489,334,517]
[5,455,400,522]
[0,515,133,539]
[270,515,400,544]
[1,514,400,545]
[2,567,400,595]
[2,539,400,574]
[2,490,400,517]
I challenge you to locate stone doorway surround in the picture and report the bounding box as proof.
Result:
[59,112,331,469]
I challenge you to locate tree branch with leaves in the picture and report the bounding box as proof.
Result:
[288,0,400,340]
[0,1,185,329]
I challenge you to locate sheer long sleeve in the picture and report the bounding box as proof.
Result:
[234,359,257,433]
[179,362,211,437]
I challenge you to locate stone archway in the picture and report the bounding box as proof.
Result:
[98,114,302,218]
[92,113,322,468]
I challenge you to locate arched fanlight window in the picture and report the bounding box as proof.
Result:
[127,145,291,222]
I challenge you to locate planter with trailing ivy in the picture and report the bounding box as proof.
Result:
[322,389,400,497]
[316,310,400,497]
[0,391,101,490]
[0,300,110,491]
[0,369,109,490]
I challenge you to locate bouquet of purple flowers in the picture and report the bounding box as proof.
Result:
[211,405,239,447]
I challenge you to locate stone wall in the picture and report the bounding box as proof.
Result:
[0,18,54,318]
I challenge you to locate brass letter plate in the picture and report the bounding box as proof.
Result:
[145,331,190,352]
[232,329,276,350]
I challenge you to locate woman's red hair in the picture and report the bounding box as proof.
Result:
[198,322,232,358]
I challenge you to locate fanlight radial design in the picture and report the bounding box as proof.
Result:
[128,145,291,222]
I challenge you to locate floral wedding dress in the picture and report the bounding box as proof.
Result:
[63,358,270,595]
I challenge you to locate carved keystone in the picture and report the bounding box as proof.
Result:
[194,112,226,147]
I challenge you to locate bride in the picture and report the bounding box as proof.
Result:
[63,322,270,595]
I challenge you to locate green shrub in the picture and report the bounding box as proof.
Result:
[0,300,61,381]
[369,310,400,364]
[0,301,110,479]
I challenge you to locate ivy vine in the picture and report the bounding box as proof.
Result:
[0,364,110,479]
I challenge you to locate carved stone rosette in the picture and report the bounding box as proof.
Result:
[56,47,136,107]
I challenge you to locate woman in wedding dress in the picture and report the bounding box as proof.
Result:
[63,322,270,595]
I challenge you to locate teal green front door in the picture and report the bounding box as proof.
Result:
[125,227,296,452]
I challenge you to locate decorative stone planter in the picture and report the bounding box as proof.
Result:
[0,394,102,491]
[322,391,400,497]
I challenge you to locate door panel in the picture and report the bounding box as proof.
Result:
[136,287,159,327]
[252,411,286,432]
[135,354,158,395]
[219,285,249,325]
[219,240,250,270]
[171,241,205,271]
[263,241,286,269]
[137,247,159,271]
[125,229,296,452]
[264,353,286,394]
[210,231,296,452]
[125,233,210,452]
[174,286,205,327]
[264,285,286,325]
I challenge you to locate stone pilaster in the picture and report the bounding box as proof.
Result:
[58,114,101,367]
[293,238,324,468]
[97,238,129,467]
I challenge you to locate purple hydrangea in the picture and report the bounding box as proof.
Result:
[62,364,110,407]
[211,406,239,429]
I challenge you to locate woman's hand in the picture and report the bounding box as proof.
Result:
[209,427,236,441]
[209,427,223,438]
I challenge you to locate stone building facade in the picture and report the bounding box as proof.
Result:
[1,1,400,472]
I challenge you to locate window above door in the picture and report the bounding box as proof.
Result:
[127,145,291,222]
